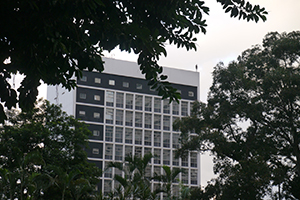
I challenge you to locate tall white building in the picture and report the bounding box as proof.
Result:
[47,57,200,195]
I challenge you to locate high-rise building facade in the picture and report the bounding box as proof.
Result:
[47,57,200,196]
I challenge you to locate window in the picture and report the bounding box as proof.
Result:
[145,96,152,111]
[103,180,112,195]
[154,98,161,112]
[115,168,122,177]
[188,91,194,97]
[182,156,188,167]
[135,95,143,110]
[163,132,170,148]
[172,102,179,115]
[145,165,151,178]
[154,131,161,147]
[149,86,156,92]
[163,116,170,131]
[181,101,188,116]
[154,149,161,164]
[115,127,123,143]
[104,165,112,178]
[163,99,170,114]
[106,91,114,106]
[125,145,133,156]
[123,82,129,88]
[105,126,113,142]
[172,117,179,132]
[145,113,152,129]
[109,79,115,85]
[135,129,142,145]
[79,110,85,116]
[94,95,100,101]
[80,76,87,82]
[125,128,133,144]
[79,93,86,99]
[115,145,123,160]
[144,130,151,146]
[190,152,198,167]
[92,148,99,154]
[95,77,101,84]
[173,133,180,148]
[116,92,124,108]
[163,150,170,165]
[191,169,198,184]
[126,94,133,109]
[94,112,100,119]
[181,171,188,184]
[116,110,123,125]
[173,150,179,166]
[154,166,161,178]
[173,185,180,196]
[105,108,114,124]
[125,111,133,126]
[136,83,142,89]
[135,147,142,157]
[135,112,143,127]
[154,115,161,129]
[105,144,113,159]
[144,147,152,155]
[93,130,100,136]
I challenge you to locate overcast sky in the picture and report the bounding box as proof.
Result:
[101,0,300,185]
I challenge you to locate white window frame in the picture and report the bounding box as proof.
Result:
[94,95,101,101]
[95,77,101,84]
[109,80,115,85]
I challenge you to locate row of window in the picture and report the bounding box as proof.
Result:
[78,91,192,116]
[91,144,198,168]
[103,177,198,196]
[78,108,181,131]
[99,126,180,148]
[80,76,195,97]
[102,165,198,192]
[104,92,191,116]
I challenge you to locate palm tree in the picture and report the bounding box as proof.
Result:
[105,153,155,200]
[153,166,184,200]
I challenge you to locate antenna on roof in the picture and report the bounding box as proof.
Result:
[195,64,198,72]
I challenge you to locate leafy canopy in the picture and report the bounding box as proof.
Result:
[0,0,267,122]
[0,100,101,200]
[174,31,300,199]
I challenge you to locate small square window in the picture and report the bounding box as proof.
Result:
[136,83,142,90]
[92,148,99,154]
[79,93,86,99]
[123,82,129,88]
[93,130,100,136]
[95,77,101,84]
[149,87,156,92]
[109,80,115,86]
[188,91,194,97]
[80,76,87,82]
[94,95,101,101]
[79,111,86,116]
[94,112,100,119]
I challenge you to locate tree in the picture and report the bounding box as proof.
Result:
[0,100,101,199]
[105,153,155,200]
[153,165,183,200]
[174,31,300,199]
[0,0,268,122]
